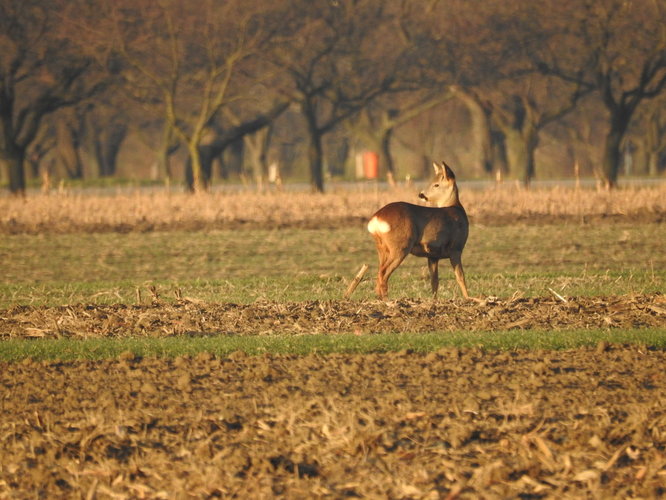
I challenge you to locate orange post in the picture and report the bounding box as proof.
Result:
[363,151,379,179]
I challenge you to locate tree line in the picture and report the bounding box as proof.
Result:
[1,0,665,195]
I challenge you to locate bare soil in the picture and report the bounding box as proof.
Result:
[2,345,666,498]
[1,294,664,340]
[1,295,666,497]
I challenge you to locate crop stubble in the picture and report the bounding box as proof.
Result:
[2,346,666,498]
[1,294,665,340]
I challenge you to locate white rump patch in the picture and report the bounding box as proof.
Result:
[367,216,391,234]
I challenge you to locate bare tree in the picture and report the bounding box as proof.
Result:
[79,0,282,192]
[182,100,289,190]
[268,0,403,192]
[635,98,666,176]
[44,100,128,182]
[455,77,587,185]
[394,0,592,185]
[347,89,455,184]
[538,0,666,188]
[0,0,104,194]
[398,0,519,179]
[456,2,588,185]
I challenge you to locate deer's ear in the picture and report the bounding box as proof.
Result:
[432,162,443,176]
[442,161,456,180]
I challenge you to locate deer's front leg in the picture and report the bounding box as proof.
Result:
[427,257,439,297]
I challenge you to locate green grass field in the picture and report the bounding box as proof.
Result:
[1,223,664,307]
[2,328,666,362]
[1,221,664,360]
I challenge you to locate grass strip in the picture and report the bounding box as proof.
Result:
[1,328,665,362]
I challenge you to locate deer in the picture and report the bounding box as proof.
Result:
[367,161,471,300]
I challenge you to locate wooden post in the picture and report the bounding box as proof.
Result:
[344,264,368,299]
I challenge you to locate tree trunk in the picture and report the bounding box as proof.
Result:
[83,127,102,181]
[187,142,206,193]
[602,114,630,188]
[155,143,170,181]
[0,158,7,184]
[639,112,664,177]
[490,129,509,178]
[380,128,396,186]
[56,118,83,179]
[155,123,177,181]
[220,139,243,179]
[302,98,325,192]
[100,123,127,177]
[244,127,271,189]
[602,129,623,189]
[647,151,659,176]
[456,91,493,175]
[308,129,324,192]
[5,148,27,195]
[630,139,647,176]
[504,127,538,187]
[602,106,634,189]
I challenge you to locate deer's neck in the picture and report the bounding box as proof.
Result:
[434,186,462,208]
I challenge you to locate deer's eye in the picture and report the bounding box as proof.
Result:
[433,184,439,188]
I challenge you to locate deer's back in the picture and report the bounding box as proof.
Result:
[370,202,468,256]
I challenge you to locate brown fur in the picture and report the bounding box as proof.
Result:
[368,161,470,299]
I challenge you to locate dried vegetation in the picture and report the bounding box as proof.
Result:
[2,346,666,498]
[1,183,665,234]
[1,294,665,340]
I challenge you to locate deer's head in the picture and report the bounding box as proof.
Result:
[418,161,460,208]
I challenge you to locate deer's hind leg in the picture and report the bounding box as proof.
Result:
[449,251,470,299]
[374,236,410,299]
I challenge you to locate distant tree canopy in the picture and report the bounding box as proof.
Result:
[1,0,665,194]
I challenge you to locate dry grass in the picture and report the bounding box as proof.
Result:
[1,183,665,233]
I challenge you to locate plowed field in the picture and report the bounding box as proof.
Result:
[2,344,666,498]
[1,295,665,498]
[1,294,665,340]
